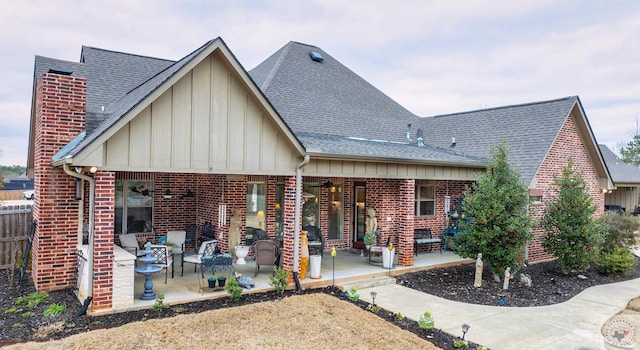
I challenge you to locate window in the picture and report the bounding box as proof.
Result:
[327,184,343,239]
[115,180,154,234]
[302,183,319,227]
[246,182,266,229]
[415,185,435,216]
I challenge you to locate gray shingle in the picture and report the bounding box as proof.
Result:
[599,144,640,184]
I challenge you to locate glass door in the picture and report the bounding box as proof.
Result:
[353,183,366,249]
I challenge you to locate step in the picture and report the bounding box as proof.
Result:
[337,276,396,291]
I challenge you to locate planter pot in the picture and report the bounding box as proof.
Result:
[208,277,217,288]
[310,255,322,279]
[382,248,395,269]
[217,277,226,288]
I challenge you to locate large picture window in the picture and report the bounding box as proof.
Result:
[415,184,435,216]
[115,180,154,234]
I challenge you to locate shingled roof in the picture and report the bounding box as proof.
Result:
[249,41,485,167]
[416,97,582,186]
[34,47,174,133]
[599,144,640,185]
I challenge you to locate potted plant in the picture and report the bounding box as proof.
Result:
[208,276,217,288]
[217,275,227,288]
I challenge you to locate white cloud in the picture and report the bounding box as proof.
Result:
[1,0,640,165]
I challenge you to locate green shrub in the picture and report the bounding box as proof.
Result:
[597,247,637,275]
[43,303,65,317]
[150,293,169,311]
[598,212,639,252]
[346,286,359,302]
[541,159,605,273]
[418,311,434,330]
[225,276,243,302]
[269,267,289,295]
[15,291,48,308]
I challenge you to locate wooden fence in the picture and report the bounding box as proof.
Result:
[0,204,33,272]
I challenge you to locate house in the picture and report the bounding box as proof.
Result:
[26,37,613,313]
[599,144,640,213]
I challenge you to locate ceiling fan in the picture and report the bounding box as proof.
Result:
[308,181,333,189]
[130,185,154,197]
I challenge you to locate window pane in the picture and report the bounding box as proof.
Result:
[424,201,435,216]
[302,184,319,227]
[425,186,435,199]
[327,184,343,239]
[126,207,153,233]
[246,182,266,229]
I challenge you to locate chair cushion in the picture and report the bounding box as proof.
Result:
[415,238,442,244]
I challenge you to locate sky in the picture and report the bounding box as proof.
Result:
[1,0,639,167]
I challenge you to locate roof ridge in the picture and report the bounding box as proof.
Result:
[427,96,578,119]
[122,39,216,95]
[80,45,176,64]
[258,42,295,90]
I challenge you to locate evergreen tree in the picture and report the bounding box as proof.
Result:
[619,133,640,166]
[541,159,605,274]
[452,141,534,279]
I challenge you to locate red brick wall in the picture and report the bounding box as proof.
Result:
[92,172,115,310]
[32,73,86,291]
[528,114,605,262]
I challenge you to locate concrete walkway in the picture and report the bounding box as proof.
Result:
[357,277,640,350]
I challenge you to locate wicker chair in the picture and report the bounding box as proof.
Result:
[252,240,279,276]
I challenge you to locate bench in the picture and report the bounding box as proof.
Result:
[414,228,442,255]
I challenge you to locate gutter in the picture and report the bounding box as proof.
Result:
[63,164,96,306]
[293,155,310,288]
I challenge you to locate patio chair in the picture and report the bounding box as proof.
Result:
[252,240,279,276]
[119,234,146,263]
[166,230,186,274]
[149,244,174,284]
[182,240,217,276]
[303,225,324,257]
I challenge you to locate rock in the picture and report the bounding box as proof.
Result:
[519,273,532,287]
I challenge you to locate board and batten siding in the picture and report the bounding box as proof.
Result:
[605,186,640,213]
[96,52,300,175]
[302,158,482,180]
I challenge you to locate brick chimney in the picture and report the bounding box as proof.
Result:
[32,72,86,291]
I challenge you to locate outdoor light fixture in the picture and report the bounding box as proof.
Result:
[183,189,195,197]
[74,178,82,200]
[370,291,377,305]
[89,166,98,174]
[461,323,470,340]
[162,190,174,199]
[74,166,83,174]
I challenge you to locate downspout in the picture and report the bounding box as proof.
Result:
[293,155,310,289]
[63,164,95,305]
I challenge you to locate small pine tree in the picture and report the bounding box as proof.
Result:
[541,159,605,273]
[452,141,534,279]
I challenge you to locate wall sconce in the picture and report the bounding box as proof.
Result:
[162,190,174,199]
[184,189,195,198]
[89,166,98,174]
[74,178,82,200]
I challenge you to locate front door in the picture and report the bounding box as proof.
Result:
[353,183,366,249]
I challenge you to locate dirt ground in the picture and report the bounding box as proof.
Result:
[4,293,439,350]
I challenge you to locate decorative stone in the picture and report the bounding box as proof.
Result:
[519,273,532,287]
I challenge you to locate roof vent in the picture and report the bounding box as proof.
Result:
[309,51,324,62]
[48,68,73,75]
[450,137,456,147]
[416,129,424,147]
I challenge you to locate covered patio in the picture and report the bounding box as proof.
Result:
[101,249,468,315]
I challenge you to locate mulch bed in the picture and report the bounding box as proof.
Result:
[3,257,639,349]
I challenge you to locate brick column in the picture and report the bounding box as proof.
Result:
[398,179,415,266]
[281,176,297,274]
[91,171,115,311]
[32,73,86,291]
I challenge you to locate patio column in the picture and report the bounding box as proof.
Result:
[398,179,415,266]
[91,171,116,311]
[281,176,297,275]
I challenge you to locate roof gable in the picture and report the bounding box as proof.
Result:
[50,38,304,174]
